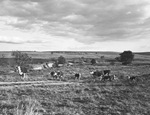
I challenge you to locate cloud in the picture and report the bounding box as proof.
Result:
[0,0,150,45]
[0,35,43,44]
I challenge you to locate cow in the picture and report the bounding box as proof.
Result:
[32,66,43,71]
[67,63,74,66]
[46,62,53,68]
[16,66,28,79]
[50,71,63,80]
[90,70,103,78]
[58,64,64,67]
[101,75,116,81]
[74,73,81,80]
[56,71,63,80]
[103,70,111,76]
[127,75,136,81]
[50,71,57,79]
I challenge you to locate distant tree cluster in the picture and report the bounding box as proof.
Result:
[52,56,66,67]
[116,50,134,65]
[57,56,66,64]
[91,59,96,65]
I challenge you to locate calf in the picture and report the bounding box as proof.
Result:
[74,73,81,80]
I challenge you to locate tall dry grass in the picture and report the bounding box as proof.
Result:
[16,96,45,115]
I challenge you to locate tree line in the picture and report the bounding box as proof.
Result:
[0,50,134,67]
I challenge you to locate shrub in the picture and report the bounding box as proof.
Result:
[57,56,66,64]
[119,50,134,65]
[91,59,96,65]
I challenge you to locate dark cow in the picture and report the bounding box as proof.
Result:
[103,70,111,76]
[56,71,63,80]
[127,75,136,81]
[90,70,103,78]
[101,75,115,81]
[74,73,81,80]
[50,71,55,76]
[50,71,63,80]
[50,71,57,79]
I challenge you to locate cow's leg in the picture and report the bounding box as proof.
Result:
[100,75,103,81]
[59,75,62,81]
[23,73,25,79]
[109,76,111,81]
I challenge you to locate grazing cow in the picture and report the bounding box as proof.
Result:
[67,63,74,66]
[74,73,81,80]
[127,75,136,81]
[32,66,43,71]
[56,71,63,80]
[103,70,111,76]
[58,64,64,67]
[90,70,103,78]
[50,71,63,80]
[46,62,53,68]
[112,75,118,80]
[101,75,115,81]
[17,66,28,79]
[50,71,57,79]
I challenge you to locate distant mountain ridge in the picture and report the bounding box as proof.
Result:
[134,52,150,55]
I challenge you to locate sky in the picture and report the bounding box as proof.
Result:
[0,0,150,52]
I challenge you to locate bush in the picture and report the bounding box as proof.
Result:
[57,56,66,64]
[119,50,134,65]
[91,59,96,65]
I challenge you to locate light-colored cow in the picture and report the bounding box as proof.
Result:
[31,64,44,71]
[67,63,74,66]
[46,62,54,68]
[32,66,43,71]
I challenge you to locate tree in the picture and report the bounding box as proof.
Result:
[91,59,96,65]
[57,56,66,64]
[119,50,134,65]
[11,51,32,66]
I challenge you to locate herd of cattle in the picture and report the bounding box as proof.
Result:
[15,66,136,82]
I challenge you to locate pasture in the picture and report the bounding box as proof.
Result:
[0,51,150,115]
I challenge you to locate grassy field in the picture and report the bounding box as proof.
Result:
[0,51,150,115]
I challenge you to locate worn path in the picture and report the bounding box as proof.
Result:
[0,80,81,88]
